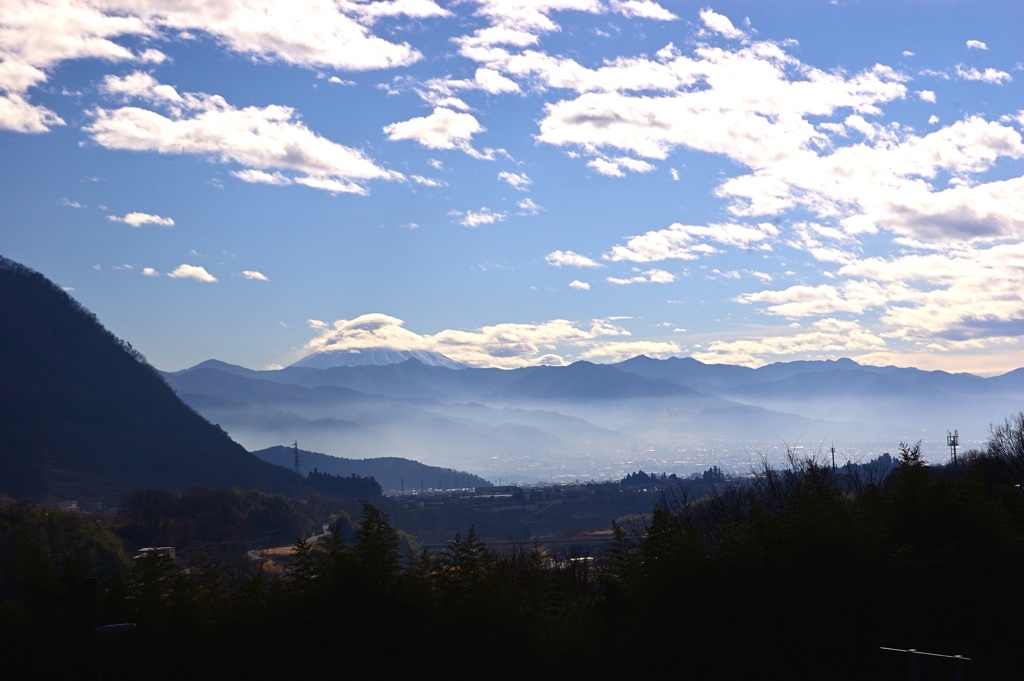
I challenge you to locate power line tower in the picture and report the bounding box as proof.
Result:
[947,429,959,464]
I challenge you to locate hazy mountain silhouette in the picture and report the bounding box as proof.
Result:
[0,256,305,503]
[253,445,491,494]
[162,357,833,481]
[165,360,642,476]
[165,350,1024,482]
[486,360,703,402]
[614,354,1024,446]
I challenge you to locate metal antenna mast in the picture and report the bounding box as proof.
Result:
[947,429,959,464]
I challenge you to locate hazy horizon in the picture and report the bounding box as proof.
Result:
[165,356,1016,485]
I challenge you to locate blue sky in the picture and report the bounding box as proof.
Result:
[2,0,1022,375]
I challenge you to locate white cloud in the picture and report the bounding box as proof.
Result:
[838,243,1024,343]
[342,0,451,22]
[168,264,217,282]
[843,114,877,138]
[955,65,1012,84]
[715,116,1024,244]
[411,174,446,187]
[474,67,521,94]
[517,197,541,214]
[546,250,601,268]
[607,268,675,285]
[302,313,637,368]
[0,0,150,132]
[408,67,521,110]
[142,267,158,276]
[107,211,174,227]
[699,8,745,39]
[86,73,402,194]
[588,155,655,176]
[0,92,66,133]
[383,106,484,153]
[0,0,446,134]
[569,280,590,290]
[606,222,779,263]
[579,339,682,362]
[232,169,293,186]
[966,40,989,50]
[120,0,435,71]
[588,158,625,177]
[611,1,677,21]
[101,70,182,102]
[917,90,936,103]
[729,235,1024,358]
[534,42,907,177]
[498,171,532,189]
[456,1,604,55]
[243,270,268,281]
[692,318,888,367]
[737,283,869,318]
[457,207,506,227]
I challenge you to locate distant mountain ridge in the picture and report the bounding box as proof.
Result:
[164,353,1024,483]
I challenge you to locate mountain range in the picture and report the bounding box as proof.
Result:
[4,252,1021,497]
[162,350,1024,484]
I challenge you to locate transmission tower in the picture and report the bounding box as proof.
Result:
[947,429,959,464]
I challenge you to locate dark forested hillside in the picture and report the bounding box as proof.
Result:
[0,256,303,503]
[8,429,1024,680]
[253,444,492,493]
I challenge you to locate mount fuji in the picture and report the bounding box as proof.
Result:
[290,348,466,370]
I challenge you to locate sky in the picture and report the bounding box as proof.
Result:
[1,0,1022,376]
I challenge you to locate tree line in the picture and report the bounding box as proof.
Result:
[4,413,1024,679]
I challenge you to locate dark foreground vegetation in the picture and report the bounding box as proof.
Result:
[4,413,1024,680]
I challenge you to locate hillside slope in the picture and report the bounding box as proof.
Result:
[0,256,303,503]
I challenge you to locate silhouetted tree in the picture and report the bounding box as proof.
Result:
[120,489,176,545]
[983,412,1024,482]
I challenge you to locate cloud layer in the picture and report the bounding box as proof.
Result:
[303,313,657,368]
[3,1,1021,374]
